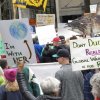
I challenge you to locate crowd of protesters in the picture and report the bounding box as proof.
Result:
[0,35,100,100]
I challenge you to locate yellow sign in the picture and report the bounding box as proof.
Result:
[12,0,48,11]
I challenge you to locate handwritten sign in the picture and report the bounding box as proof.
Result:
[70,37,100,71]
[0,19,37,66]
[36,14,55,26]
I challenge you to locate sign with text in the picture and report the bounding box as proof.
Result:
[70,37,100,71]
[0,18,37,66]
[36,14,55,26]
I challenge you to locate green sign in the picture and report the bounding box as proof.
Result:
[0,35,6,55]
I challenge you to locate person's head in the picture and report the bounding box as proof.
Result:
[0,59,8,69]
[90,72,100,97]
[52,37,61,46]
[59,35,66,44]
[70,35,77,40]
[56,49,70,64]
[4,68,19,91]
[40,76,60,96]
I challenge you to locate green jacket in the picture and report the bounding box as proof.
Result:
[22,67,43,97]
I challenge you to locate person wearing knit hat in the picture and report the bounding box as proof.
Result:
[4,68,17,82]
[0,68,22,100]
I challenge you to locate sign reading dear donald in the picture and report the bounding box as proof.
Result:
[0,18,36,66]
[70,37,100,71]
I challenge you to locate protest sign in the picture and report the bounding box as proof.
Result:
[70,37,100,71]
[36,25,56,45]
[36,14,55,26]
[0,18,37,66]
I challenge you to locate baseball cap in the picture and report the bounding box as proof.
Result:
[59,36,65,41]
[55,49,70,58]
[52,37,61,42]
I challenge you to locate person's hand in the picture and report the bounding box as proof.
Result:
[17,61,25,72]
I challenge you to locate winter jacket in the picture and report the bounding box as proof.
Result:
[83,71,94,100]
[22,67,43,97]
[17,72,61,100]
[55,64,84,100]
[42,44,69,63]
[0,85,22,100]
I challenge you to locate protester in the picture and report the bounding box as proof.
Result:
[55,49,84,100]
[0,68,22,100]
[40,76,60,96]
[0,59,9,70]
[59,35,66,44]
[17,64,61,100]
[22,67,43,97]
[33,36,44,63]
[17,61,43,97]
[83,69,95,100]
[90,72,100,100]
[42,37,61,62]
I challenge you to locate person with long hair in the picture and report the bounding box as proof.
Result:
[0,68,22,100]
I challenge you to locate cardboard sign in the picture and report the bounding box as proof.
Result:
[0,18,37,66]
[36,25,56,45]
[36,14,55,26]
[70,37,100,71]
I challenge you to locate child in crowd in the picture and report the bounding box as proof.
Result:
[0,68,22,100]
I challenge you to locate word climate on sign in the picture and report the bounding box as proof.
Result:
[70,37,100,71]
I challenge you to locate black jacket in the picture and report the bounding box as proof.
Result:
[17,72,61,100]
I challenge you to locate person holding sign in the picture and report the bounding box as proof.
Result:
[55,49,84,100]
[16,61,61,100]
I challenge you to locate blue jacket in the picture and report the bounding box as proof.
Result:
[83,71,94,100]
[0,85,22,100]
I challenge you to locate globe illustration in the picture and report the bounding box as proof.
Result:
[9,22,28,40]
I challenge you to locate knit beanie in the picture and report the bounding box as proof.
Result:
[4,68,17,82]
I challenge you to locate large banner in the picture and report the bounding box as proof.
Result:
[0,18,37,66]
[70,37,100,71]
[12,0,48,11]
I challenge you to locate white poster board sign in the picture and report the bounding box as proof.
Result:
[36,14,55,26]
[90,4,97,13]
[36,25,56,45]
[0,18,37,66]
[70,37,100,71]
